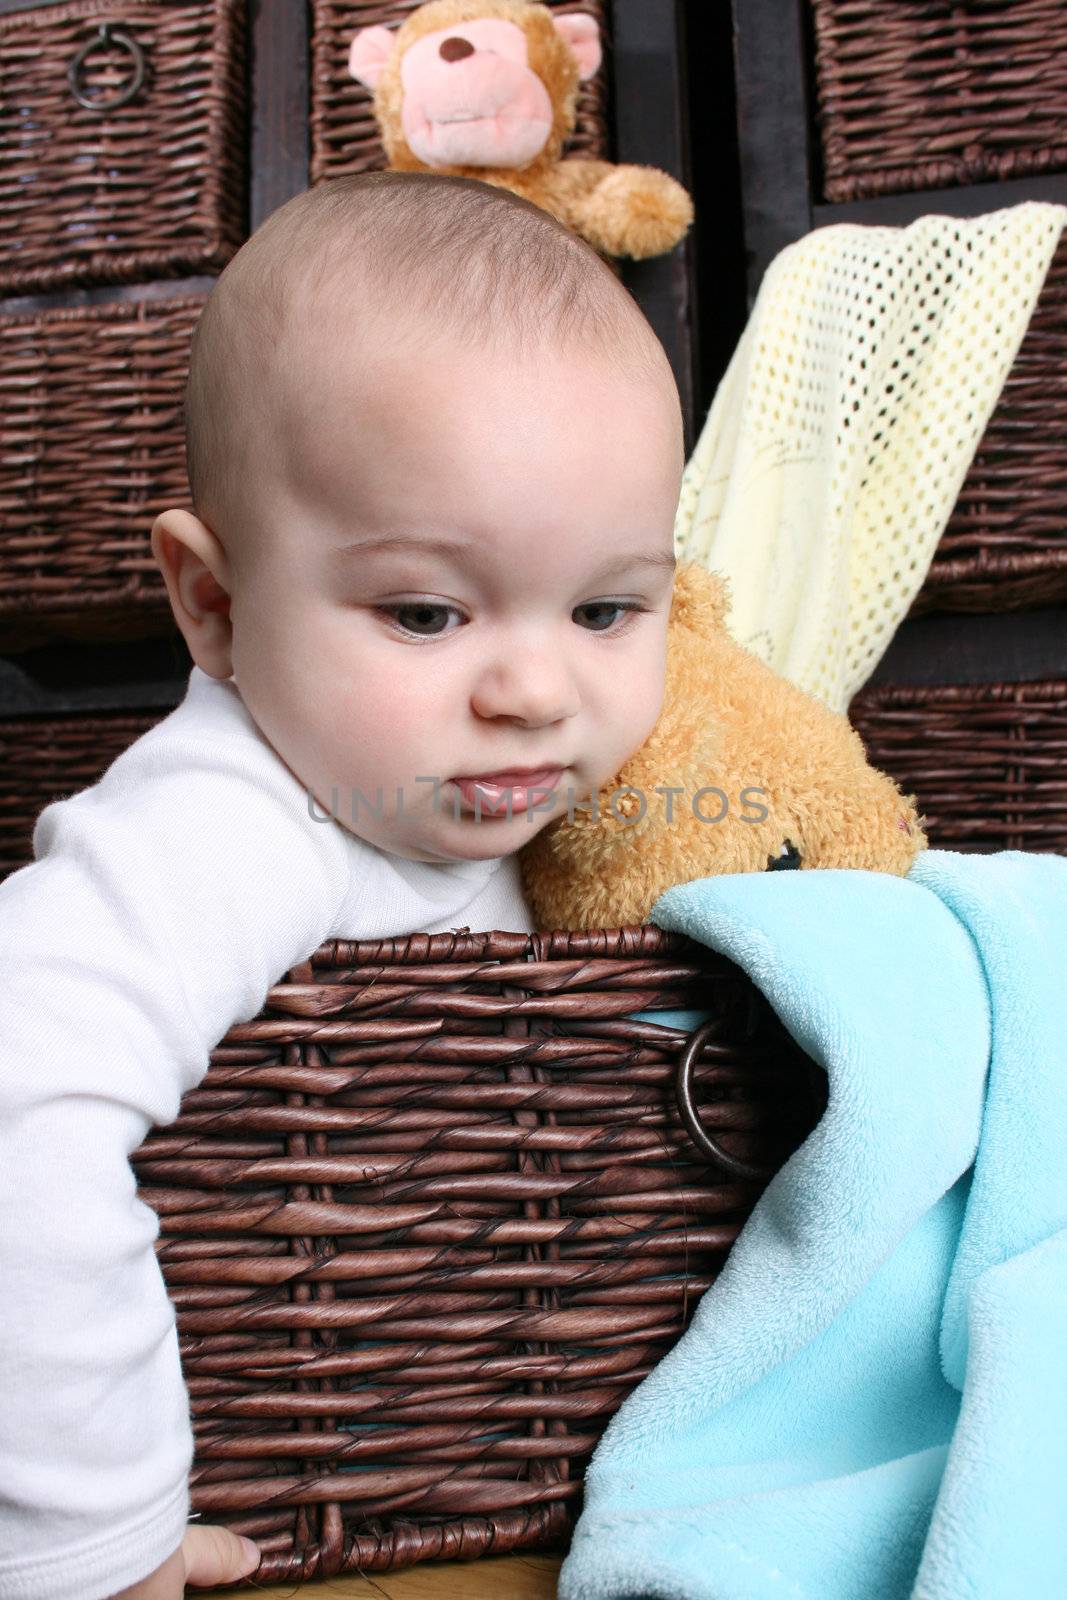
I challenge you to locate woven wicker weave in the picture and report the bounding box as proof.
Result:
[908,230,1067,616]
[0,0,249,297]
[129,925,823,1582]
[308,0,612,185]
[0,708,160,878]
[809,0,1067,203]
[0,292,202,651]
[850,677,1067,852]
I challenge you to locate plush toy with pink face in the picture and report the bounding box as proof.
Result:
[348,0,693,261]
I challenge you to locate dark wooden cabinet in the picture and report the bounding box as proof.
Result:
[1,0,1064,862]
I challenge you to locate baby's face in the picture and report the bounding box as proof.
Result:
[226,329,682,864]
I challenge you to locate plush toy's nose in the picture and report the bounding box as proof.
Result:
[440,36,475,62]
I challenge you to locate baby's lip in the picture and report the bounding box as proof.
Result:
[450,768,565,818]
[453,766,563,784]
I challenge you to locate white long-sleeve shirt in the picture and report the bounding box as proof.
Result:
[0,665,536,1600]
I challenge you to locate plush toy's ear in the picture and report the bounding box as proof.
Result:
[669,560,732,635]
[348,24,396,89]
[552,12,602,80]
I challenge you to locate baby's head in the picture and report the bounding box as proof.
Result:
[152,171,683,864]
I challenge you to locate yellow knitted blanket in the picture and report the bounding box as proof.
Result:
[674,203,1067,713]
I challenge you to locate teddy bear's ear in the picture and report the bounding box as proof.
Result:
[669,560,733,635]
[552,12,602,79]
[349,24,396,88]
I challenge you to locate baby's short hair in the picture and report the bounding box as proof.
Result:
[183,171,674,538]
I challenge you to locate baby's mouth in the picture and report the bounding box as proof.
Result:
[450,768,564,817]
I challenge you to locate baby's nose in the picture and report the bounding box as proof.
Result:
[440,35,475,63]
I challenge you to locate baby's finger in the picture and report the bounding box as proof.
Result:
[181,1523,261,1589]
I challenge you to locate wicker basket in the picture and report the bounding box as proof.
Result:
[908,229,1067,615]
[850,677,1067,852]
[0,700,825,1576]
[4,671,1064,1577]
[308,0,612,185]
[809,0,1067,204]
[0,292,202,652]
[0,0,249,298]
[129,924,824,1582]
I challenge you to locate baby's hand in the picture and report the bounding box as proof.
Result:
[108,1523,261,1598]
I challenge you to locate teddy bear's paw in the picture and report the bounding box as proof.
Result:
[581,166,694,260]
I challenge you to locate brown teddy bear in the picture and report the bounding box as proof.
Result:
[348,0,694,261]
[519,561,927,931]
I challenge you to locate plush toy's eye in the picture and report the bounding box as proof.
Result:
[439,35,475,62]
[767,839,802,871]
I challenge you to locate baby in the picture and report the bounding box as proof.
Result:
[0,171,683,1599]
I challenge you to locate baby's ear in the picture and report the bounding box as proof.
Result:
[552,12,602,80]
[669,560,732,634]
[348,24,396,89]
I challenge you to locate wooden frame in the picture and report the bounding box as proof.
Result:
[612,0,698,447]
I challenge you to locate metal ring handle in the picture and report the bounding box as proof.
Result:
[674,1018,775,1181]
[67,23,146,112]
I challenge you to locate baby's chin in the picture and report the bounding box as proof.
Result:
[332,802,564,865]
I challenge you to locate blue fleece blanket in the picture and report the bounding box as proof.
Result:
[558,850,1067,1600]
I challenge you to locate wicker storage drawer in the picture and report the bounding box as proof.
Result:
[309,0,612,184]
[910,230,1067,616]
[850,677,1067,853]
[809,0,1067,204]
[0,704,160,877]
[130,925,823,1584]
[0,0,249,297]
[0,290,204,652]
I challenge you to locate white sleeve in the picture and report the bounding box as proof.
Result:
[0,670,354,1600]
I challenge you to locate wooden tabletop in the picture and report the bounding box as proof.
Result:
[193,1552,561,1597]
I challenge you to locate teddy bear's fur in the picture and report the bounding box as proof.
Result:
[519,561,927,931]
[348,0,694,261]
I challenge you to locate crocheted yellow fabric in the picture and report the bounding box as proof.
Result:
[674,203,1067,713]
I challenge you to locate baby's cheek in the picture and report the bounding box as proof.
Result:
[597,674,666,785]
[631,632,671,732]
[331,676,434,780]
[633,688,670,759]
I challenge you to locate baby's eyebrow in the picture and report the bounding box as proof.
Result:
[585,549,677,584]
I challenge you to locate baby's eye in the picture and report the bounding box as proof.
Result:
[379,601,464,638]
[573,601,647,632]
